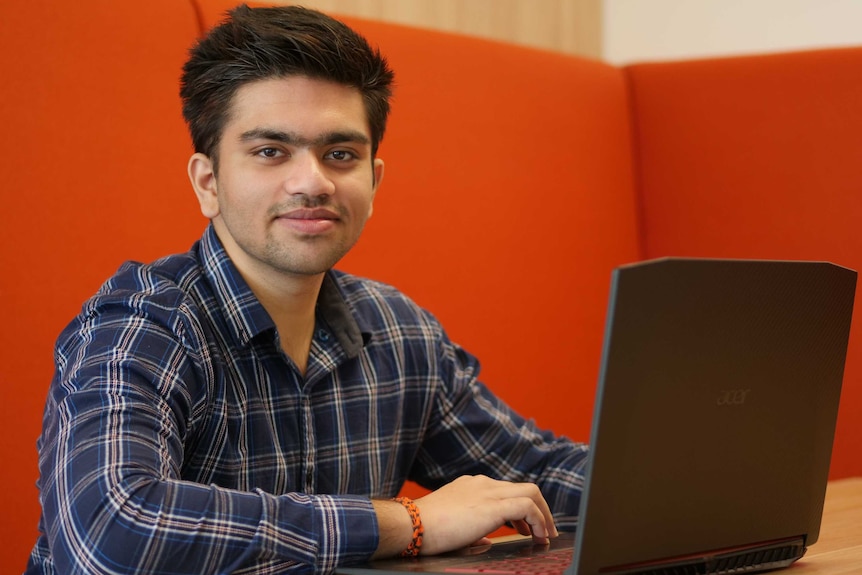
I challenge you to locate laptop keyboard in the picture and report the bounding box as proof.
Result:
[443,547,573,574]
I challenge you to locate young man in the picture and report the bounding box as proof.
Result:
[27,5,588,573]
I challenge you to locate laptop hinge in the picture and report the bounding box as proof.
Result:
[600,536,807,575]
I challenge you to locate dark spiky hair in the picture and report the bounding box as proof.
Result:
[180,4,394,171]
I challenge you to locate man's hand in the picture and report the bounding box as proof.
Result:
[372,475,558,558]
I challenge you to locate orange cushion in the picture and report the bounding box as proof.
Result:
[336,18,641,440]
[627,47,862,479]
[0,0,202,567]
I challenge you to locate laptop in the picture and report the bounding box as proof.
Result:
[338,257,857,575]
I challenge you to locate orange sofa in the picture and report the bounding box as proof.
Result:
[3,0,861,571]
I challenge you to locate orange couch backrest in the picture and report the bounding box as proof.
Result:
[0,0,202,569]
[626,48,862,480]
[332,18,641,439]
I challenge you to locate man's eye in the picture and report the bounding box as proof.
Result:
[326,150,356,162]
[257,147,283,158]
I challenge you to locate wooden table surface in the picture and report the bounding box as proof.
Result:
[488,478,862,573]
[790,477,862,574]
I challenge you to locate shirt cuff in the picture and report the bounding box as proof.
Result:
[263,491,379,571]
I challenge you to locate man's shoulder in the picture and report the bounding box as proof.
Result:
[329,269,439,327]
[97,248,206,307]
[331,269,418,307]
[66,244,217,342]
[330,269,402,298]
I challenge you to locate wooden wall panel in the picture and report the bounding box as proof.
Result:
[278,0,602,58]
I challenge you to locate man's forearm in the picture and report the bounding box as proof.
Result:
[371,499,415,559]
[41,471,380,573]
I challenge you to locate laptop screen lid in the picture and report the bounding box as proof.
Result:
[338,257,855,575]
[573,257,856,574]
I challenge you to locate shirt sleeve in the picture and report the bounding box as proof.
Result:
[35,287,379,574]
[410,315,590,529]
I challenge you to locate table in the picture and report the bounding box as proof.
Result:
[485,479,862,573]
[791,477,862,573]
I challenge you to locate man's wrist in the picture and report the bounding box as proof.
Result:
[391,497,424,556]
[371,499,415,559]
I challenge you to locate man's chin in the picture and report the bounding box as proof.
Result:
[266,248,350,278]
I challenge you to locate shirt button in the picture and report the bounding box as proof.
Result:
[317,329,330,342]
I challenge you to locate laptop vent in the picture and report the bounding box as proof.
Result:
[616,538,806,575]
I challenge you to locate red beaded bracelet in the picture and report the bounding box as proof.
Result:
[392,496,424,557]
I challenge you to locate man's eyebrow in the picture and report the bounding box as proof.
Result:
[239,128,370,147]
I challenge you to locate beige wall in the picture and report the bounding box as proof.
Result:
[278,0,862,64]
[604,0,862,64]
[280,0,603,59]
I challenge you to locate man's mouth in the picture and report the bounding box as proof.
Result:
[277,208,339,234]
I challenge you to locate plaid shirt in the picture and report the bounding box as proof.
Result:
[28,225,589,574]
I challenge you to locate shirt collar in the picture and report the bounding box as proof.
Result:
[317,271,368,358]
[198,224,368,357]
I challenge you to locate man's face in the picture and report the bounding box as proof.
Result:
[189,75,383,284]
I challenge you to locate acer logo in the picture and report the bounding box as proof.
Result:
[717,389,751,406]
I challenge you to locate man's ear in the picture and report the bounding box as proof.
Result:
[188,152,219,219]
[369,157,384,219]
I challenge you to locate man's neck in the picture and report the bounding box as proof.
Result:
[210,225,326,375]
[253,272,323,376]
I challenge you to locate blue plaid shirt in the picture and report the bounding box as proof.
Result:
[27,225,589,574]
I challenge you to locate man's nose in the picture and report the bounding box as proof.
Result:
[285,151,335,197]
